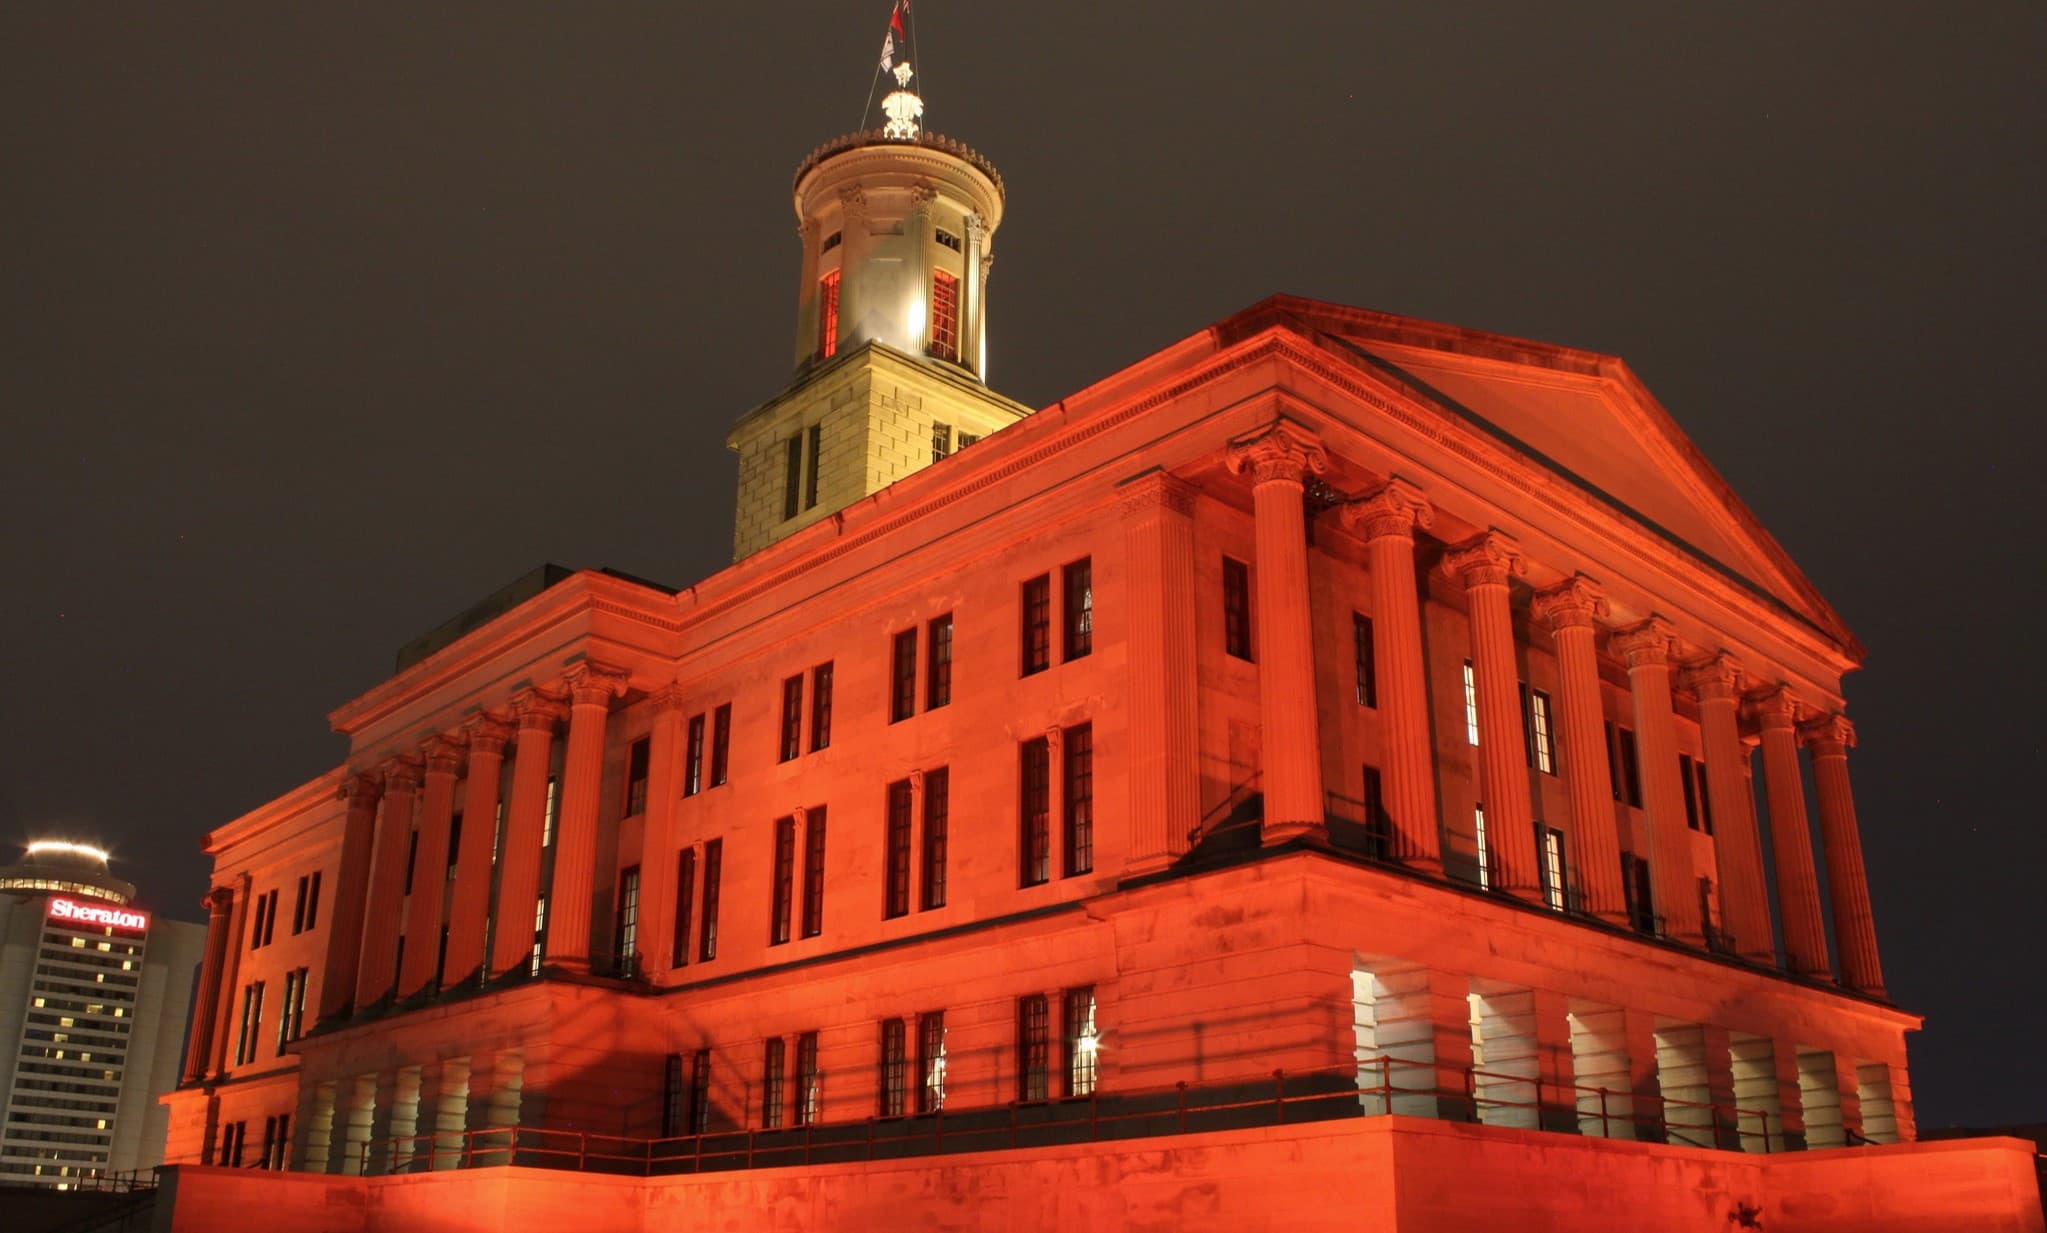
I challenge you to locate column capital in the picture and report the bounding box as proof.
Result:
[1743,684,1805,731]
[562,662,631,708]
[337,772,384,810]
[1442,531,1525,588]
[1116,471,1198,519]
[1224,423,1328,487]
[1678,652,1747,701]
[964,212,987,244]
[1530,575,1609,632]
[837,184,867,217]
[379,754,424,793]
[512,687,571,733]
[202,885,236,914]
[908,768,926,793]
[648,682,690,714]
[797,217,821,242]
[1800,713,1857,755]
[1045,725,1064,756]
[420,733,469,777]
[907,179,938,212]
[1341,478,1434,542]
[1607,617,1677,668]
[463,712,516,757]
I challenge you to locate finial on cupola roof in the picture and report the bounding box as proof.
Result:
[872,1,922,139]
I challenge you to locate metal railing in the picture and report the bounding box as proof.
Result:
[359,1055,1778,1178]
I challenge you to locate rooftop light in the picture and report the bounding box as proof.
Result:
[25,840,111,865]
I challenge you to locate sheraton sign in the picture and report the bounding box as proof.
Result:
[49,898,148,932]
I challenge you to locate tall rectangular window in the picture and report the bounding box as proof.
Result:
[1680,753,1702,830]
[1062,557,1093,660]
[783,433,804,521]
[662,1053,684,1137]
[891,628,918,722]
[710,704,731,787]
[689,1049,712,1135]
[1020,737,1052,887]
[1063,723,1095,877]
[929,269,960,361]
[1017,994,1050,1102]
[817,269,840,359]
[614,864,641,977]
[916,1011,946,1113]
[1539,825,1567,913]
[779,674,804,762]
[530,894,547,976]
[1473,805,1491,891]
[926,614,953,709]
[404,834,420,896]
[1693,757,1714,835]
[762,1038,786,1130]
[884,780,913,919]
[683,714,705,796]
[304,871,321,931]
[1021,574,1052,675]
[1222,557,1253,660]
[1623,853,1656,935]
[275,969,302,1055]
[1614,725,1643,808]
[795,1032,821,1127]
[624,737,651,816]
[770,817,796,946]
[250,891,267,951]
[446,812,463,872]
[1462,661,1481,746]
[1354,613,1377,707]
[801,807,827,939]
[292,875,310,935]
[1524,687,1556,774]
[1361,764,1387,858]
[1064,986,1099,1097]
[672,848,696,968]
[931,421,952,462]
[698,839,722,962]
[235,982,265,1066]
[879,1019,908,1118]
[804,423,822,510]
[810,662,834,751]
[922,767,949,911]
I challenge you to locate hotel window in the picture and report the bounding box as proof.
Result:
[770,817,796,946]
[810,662,834,751]
[1354,613,1377,707]
[684,714,705,796]
[1020,574,1052,675]
[671,848,696,968]
[1063,557,1093,660]
[1064,986,1099,1097]
[1462,662,1480,746]
[916,1011,947,1113]
[817,268,840,359]
[926,614,953,709]
[624,737,651,816]
[922,767,949,911]
[699,839,722,962]
[235,981,265,1066]
[801,807,827,939]
[879,1018,908,1118]
[1017,994,1051,1102]
[783,433,804,520]
[762,1038,786,1130]
[805,423,822,510]
[689,1049,712,1135]
[710,704,731,787]
[1020,737,1052,887]
[1523,686,1556,775]
[931,421,952,462]
[795,1032,821,1127]
[1222,557,1253,660]
[1473,805,1491,891]
[275,969,303,1055]
[929,269,960,361]
[891,628,918,722]
[1063,723,1095,877]
[614,865,640,977]
[885,780,913,919]
[779,674,804,762]
[1538,826,1567,913]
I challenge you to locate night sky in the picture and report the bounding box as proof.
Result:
[3,4,2041,1128]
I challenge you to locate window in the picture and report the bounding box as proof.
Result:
[916,1011,947,1113]
[879,1019,908,1118]
[1018,994,1050,1102]
[779,675,804,763]
[689,1048,712,1135]
[762,1039,786,1130]
[1021,574,1052,675]
[929,270,960,361]
[219,1120,247,1169]
[1611,724,1643,808]
[1622,853,1656,935]
[276,968,308,1054]
[543,775,560,846]
[891,628,918,722]
[250,890,267,950]
[234,982,265,1067]
[447,812,463,872]
[885,781,913,919]
[795,1032,821,1127]
[1538,826,1567,912]
[1680,754,1714,834]
[1473,805,1490,891]
[1063,723,1095,877]
[1694,757,1714,835]
[922,768,950,911]
[810,662,834,751]
[931,421,952,462]
[1063,558,1093,660]
[404,832,421,895]
[672,848,696,968]
[770,817,796,946]
[805,423,822,510]
[926,614,953,709]
[261,1114,290,1170]
[710,705,731,788]
[1354,613,1377,707]
[615,865,640,978]
[624,737,651,816]
[784,433,804,521]
[934,228,961,252]
[303,871,321,931]
[257,888,279,949]
[684,714,706,796]
[699,839,722,961]
[1064,986,1099,1097]
[801,807,827,939]
[958,432,980,448]
[1020,737,1052,887]
[1523,687,1556,775]
[530,894,547,976]
[817,269,840,359]
[1361,765,1387,858]
[1222,557,1253,660]
[292,874,313,935]
[662,1053,685,1137]
[435,924,450,988]
[1462,662,1481,746]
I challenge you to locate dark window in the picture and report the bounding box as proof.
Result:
[684,714,705,796]
[1021,575,1052,675]
[625,737,651,816]
[250,892,267,951]
[689,1049,712,1135]
[264,889,278,946]
[810,662,834,751]
[698,839,722,962]
[235,982,265,1066]
[922,768,949,911]
[801,807,827,939]
[1680,753,1702,831]
[446,812,463,870]
[770,817,796,946]
[220,1120,246,1169]
[1020,738,1052,887]
[1063,723,1095,877]
[1361,765,1387,858]
[779,675,804,762]
[403,832,420,895]
[821,231,842,253]
[710,705,731,787]
[304,871,320,931]
[817,268,840,358]
[1354,613,1377,707]
[879,1019,908,1118]
[1622,853,1656,935]
[931,421,952,462]
[929,270,960,361]
[926,614,953,709]
[662,1053,685,1137]
[1064,986,1098,1097]
[934,228,961,252]
[1063,557,1093,660]
[614,865,640,978]
[435,924,449,988]
[958,432,980,448]
[1018,994,1051,1102]
[292,875,310,935]
[1605,721,1620,801]
[795,1032,821,1127]
[1615,726,1643,808]
[916,1012,946,1113]
[1223,557,1253,660]
[885,781,913,919]
[783,433,804,520]
[1694,758,1714,835]
[891,628,918,722]
[762,1038,786,1130]
[672,848,696,968]
[804,424,822,510]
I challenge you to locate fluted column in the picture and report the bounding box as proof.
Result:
[1681,654,1773,962]
[1609,619,1701,943]
[1120,472,1200,873]
[182,886,237,1083]
[443,715,513,989]
[355,757,422,1009]
[1444,532,1539,899]
[546,663,629,970]
[1531,577,1625,923]
[399,735,465,996]
[319,774,383,1021]
[1224,424,1329,843]
[1803,715,1885,995]
[492,689,567,980]
[1747,685,1830,976]
[634,684,688,979]
[1341,480,1440,871]
[208,872,251,1075]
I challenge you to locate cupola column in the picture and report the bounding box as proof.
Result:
[1531,577,1626,923]
[399,734,466,997]
[1747,685,1831,977]
[545,663,630,972]
[492,690,568,980]
[1609,619,1703,944]
[964,212,989,377]
[318,773,382,1021]
[633,684,689,979]
[183,886,237,1083]
[1224,424,1328,844]
[1803,715,1885,995]
[1682,654,1774,963]
[1342,481,1442,871]
[1444,532,1541,900]
[355,757,422,1009]
[443,715,513,989]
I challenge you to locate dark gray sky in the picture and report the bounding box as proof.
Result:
[3,4,2041,1127]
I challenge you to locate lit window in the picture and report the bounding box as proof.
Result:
[816,269,841,359]
[929,270,960,361]
[925,615,953,710]
[1539,826,1567,912]
[795,1032,821,1127]
[1063,723,1094,878]
[683,714,706,796]
[1017,994,1050,1102]
[1062,558,1092,661]
[614,865,640,978]
[1473,805,1490,891]
[1064,986,1098,1097]
[1463,662,1480,746]
[1523,687,1556,774]
[916,1011,946,1113]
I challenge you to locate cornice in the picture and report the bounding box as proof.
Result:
[202,768,347,858]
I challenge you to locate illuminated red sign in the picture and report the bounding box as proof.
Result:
[49,898,148,932]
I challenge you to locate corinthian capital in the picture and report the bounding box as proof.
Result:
[1608,617,1677,668]
[1117,471,1198,519]
[1530,575,1610,633]
[1679,652,1747,702]
[338,772,384,811]
[203,885,236,915]
[1341,479,1434,543]
[1442,531,1525,589]
[1224,424,1328,487]
[420,733,469,777]
[1799,712,1857,755]
[463,711,516,757]
[379,754,425,794]
[1743,684,1804,732]
[648,682,690,715]
[562,662,631,708]
[512,687,570,733]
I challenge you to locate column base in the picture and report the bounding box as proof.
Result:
[1261,820,1326,846]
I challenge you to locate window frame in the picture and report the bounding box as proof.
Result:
[1020,737,1052,887]
[1020,574,1052,676]
[891,628,919,723]
[1222,557,1253,661]
[1062,557,1093,661]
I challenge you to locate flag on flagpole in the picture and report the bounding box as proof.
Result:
[890,1,906,37]
[880,31,894,72]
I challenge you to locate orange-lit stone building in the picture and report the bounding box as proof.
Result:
[157,63,2042,1233]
